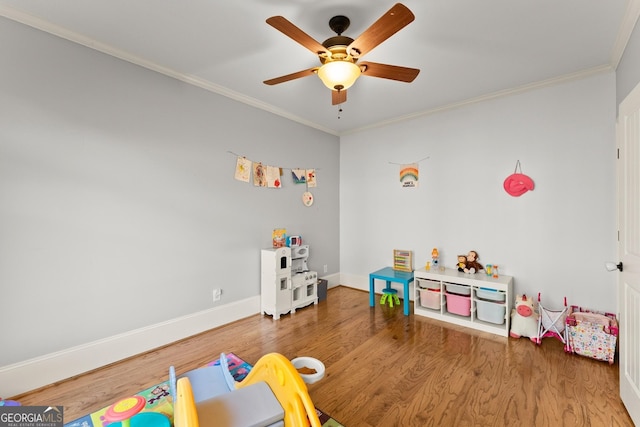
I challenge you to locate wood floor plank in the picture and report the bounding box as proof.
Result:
[11,286,633,426]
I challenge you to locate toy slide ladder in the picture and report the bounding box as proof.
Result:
[173,353,321,427]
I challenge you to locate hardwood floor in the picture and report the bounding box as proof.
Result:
[13,286,633,426]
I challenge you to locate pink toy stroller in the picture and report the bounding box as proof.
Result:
[534,293,569,347]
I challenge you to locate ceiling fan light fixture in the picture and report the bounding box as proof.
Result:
[317,61,361,91]
[265,4,418,103]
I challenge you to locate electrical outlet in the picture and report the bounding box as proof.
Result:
[323,264,328,273]
[213,288,222,302]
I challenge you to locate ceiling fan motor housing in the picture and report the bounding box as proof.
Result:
[322,15,358,62]
[321,35,356,63]
[328,15,350,35]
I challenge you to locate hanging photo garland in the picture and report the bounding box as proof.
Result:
[229,151,319,207]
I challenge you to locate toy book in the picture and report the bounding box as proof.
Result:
[272,228,287,248]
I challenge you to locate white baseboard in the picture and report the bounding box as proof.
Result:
[320,272,340,288]
[2,273,379,397]
[1,296,260,398]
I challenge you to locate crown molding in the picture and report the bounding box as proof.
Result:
[0,5,339,137]
[0,3,628,137]
[611,0,640,69]
[342,65,614,136]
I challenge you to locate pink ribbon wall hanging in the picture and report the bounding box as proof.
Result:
[504,160,534,197]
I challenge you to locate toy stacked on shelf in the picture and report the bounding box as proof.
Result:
[272,228,287,248]
[393,249,413,272]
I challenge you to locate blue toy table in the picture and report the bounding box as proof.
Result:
[369,267,414,316]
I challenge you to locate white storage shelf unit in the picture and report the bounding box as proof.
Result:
[414,267,514,337]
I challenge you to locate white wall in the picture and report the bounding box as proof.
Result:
[340,72,618,313]
[0,16,340,380]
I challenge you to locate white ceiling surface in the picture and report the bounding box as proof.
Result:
[0,1,635,135]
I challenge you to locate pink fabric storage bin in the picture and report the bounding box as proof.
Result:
[445,292,471,316]
[419,289,441,309]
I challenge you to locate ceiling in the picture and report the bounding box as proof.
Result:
[0,1,635,135]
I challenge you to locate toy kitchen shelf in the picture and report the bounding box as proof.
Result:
[414,267,514,337]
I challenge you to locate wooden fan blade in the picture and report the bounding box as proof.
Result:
[347,3,414,58]
[266,16,328,56]
[264,68,318,85]
[332,89,347,105]
[359,61,420,82]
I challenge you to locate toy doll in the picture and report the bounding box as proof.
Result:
[457,255,467,272]
[431,248,440,269]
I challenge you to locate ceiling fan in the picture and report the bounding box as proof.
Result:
[264,3,420,105]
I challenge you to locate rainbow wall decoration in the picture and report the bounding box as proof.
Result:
[400,163,419,188]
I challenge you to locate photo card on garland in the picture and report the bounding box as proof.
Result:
[291,168,306,184]
[253,162,266,187]
[234,156,251,183]
[306,169,317,188]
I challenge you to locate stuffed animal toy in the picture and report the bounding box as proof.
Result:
[510,294,539,342]
[463,250,483,274]
[457,255,467,272]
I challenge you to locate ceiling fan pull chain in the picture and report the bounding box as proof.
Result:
[338,105,343,119]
